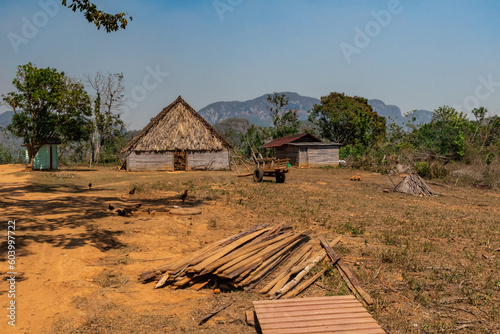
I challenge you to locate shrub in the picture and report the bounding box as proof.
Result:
[428,161,449,178]
[414,162,429,178]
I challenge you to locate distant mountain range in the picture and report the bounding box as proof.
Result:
[199,93,434,127]
[367,99,433,126]
[199,92,319,127]
[0,110,14,129]
[0,94,434,135]
[0,111,23,155]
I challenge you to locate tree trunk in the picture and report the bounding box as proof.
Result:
[90,137,94,168]
[90,130,101,165]
[26,145,36,170]
[27,156,34,170]
[95,132,101,164]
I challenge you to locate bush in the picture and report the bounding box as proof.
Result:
[414,162,429,178]
[448,160,500,189]
[428,161,449,178]
[340,144,370,160]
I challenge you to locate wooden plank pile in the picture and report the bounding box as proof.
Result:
[138,224,311,290]
[259,245,326,299]
[139,225,374,307]
[320,237,373,306]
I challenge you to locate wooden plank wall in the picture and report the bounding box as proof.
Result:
[298,148,308,167]
[126,151,174,171]
[307,146,339,167]
[187,149,230,170]
[277,146,299,165]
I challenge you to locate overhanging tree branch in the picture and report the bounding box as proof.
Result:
[60,0,132,32]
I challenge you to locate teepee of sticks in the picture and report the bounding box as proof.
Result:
[394,173,436,196]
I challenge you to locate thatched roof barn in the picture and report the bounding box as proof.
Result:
[121,96,232,171]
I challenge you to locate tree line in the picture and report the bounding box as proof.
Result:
[2,63,498,188]
[238,92,499,187]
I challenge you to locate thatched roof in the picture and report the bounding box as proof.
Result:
[121,96,232,156]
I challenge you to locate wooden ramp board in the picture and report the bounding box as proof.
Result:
[253,295,385,334]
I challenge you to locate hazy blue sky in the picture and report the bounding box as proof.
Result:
[1,0,500,129]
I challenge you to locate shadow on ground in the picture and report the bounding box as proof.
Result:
[0,181,217,259]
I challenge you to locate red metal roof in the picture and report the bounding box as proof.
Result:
[262,133,322,148]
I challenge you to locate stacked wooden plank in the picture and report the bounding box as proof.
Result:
[259,245,327,299]
[139,226,375,310]
[253,295,385,334]
[138,224,311,290]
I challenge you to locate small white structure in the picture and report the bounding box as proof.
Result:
[24,144,58,170]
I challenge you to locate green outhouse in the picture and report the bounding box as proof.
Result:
[24,144,58,170]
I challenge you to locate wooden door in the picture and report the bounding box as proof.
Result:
[299,148,308,167]
[174,150,187,171]
[49,145,53,170]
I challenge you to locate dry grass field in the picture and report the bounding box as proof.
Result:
[0,164,499,333]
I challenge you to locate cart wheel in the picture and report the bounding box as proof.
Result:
[275,171,286,183]
[253,168,264,182]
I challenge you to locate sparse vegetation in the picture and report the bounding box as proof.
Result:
[339,103,500,189]
[1,162,499,334]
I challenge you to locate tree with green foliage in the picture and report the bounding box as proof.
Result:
[267,93,300,139]
[1,63,92,169]
[411,106,471,159]
[61,0,132,32]
[240,125,271,157]
[85,72,126,164]
[482,115,500,148]
[0,140,14,164]
[470,107,500,149]
[472,106,487,141]
[308,92,386,148]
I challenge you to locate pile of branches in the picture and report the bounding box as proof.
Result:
[394,173,436,196]
[139,224,311,291]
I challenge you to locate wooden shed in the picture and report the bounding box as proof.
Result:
[24,144,58,170]
[121,96,232,171]
[263,133,341,167]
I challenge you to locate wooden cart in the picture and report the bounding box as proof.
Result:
[253,158,289,183]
